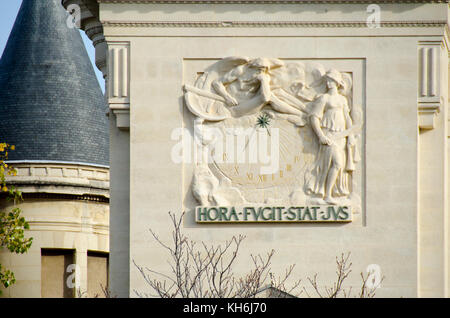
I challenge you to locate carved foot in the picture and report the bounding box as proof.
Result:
[308,197,327,205]
[324,196,338,205]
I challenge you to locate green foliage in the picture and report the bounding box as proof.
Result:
[0,208,32,254]
[0,143,33,295]
[0,264,15,289]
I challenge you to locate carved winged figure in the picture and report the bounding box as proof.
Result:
[184,57,307,126]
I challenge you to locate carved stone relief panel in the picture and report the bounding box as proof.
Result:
[182,58,365,222]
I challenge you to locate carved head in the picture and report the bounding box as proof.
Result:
[324,69,344,89]
[248,58,271,73]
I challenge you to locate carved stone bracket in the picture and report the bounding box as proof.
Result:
[108,42,131,130]
[418,41,444,130]
[111,107,130,130]
[418,101,441,130]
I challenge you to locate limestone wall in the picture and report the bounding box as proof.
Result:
[98,1,449,297]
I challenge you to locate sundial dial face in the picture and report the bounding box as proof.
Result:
[209,115,318,195]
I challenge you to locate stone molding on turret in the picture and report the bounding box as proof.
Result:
[5,162,110,200]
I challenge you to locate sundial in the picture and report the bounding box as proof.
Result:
[208,114,317,191]
[183,57,361,208]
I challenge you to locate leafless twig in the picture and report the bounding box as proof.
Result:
[133,212,300,298]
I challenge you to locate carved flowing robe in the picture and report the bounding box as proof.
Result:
[305,93,351,198]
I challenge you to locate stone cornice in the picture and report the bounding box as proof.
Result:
[62,0,108,75]
[97,0,449,3]
[102,20,447,28]
[21,192,110,203]
[5,162,110,198]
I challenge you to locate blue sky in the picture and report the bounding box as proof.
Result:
[0,0,105,91]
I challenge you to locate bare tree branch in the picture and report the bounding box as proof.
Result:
[134,213,383,298]
[133,212,300,298]
[304,252,383,298]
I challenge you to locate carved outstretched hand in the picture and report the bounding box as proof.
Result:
[225,95,238,106]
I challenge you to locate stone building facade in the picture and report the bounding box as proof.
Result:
[3,0,445,298]
[69,0,449,298]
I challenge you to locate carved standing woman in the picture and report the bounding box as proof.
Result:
[305,69,355,205]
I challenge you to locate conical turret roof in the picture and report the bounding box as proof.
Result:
[0,0,109,167]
